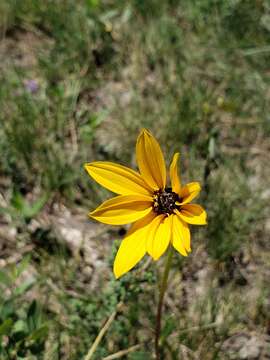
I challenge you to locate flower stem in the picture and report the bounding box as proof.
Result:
[155,245,173,360]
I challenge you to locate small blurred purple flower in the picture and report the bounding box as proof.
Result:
[24,79,39,94]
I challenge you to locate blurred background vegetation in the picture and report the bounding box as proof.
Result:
[0,0,270,359]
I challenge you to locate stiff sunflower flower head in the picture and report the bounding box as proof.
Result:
[84,129,207,279]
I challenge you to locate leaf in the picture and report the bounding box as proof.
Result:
[27,300,39,332]
[27,300,37,319]
[11,191,24,211]
[23,194,48,220]
[12,319,27,341]
[129,351,151,360]
[208,137,216,160]
[14,279,35,297]
[85,0,100,8]
[161,317,176,339]
[10,191,48,221]
[1,301,16,319]
[28,325,48,342]
[16,255,31,278]
[80,113,105,142]
[0,270,12,287]
[0,318,13,336]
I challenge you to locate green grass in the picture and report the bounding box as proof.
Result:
[0,0,269,358]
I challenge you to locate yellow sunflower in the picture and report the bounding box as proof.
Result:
[85,129,207,279]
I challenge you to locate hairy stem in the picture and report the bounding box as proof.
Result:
[155,245,173,360]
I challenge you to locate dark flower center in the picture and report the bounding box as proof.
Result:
[153,187,180,215]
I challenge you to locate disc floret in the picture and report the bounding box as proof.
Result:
[153,188,180,215]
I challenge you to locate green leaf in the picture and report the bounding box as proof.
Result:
[85,0,100,8]
[27,300,39,332]
[161,317,176,339]
[208,137,216,160]
[24,194,48,220]
[16,255,31,278]
[27,300,37,319]
[0,270,12,287]
[1,301,15,319]
[0,318,13,336]
[12,319,27,339]
[14,279,35,297]
[129,351,151,360]
[10,191,48,221]
[28,325,48,342]
[11,191,24,211]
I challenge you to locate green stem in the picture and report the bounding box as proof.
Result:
[155,245,173,360]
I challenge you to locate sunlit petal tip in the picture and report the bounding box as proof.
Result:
[177,205,207,225]
[113,261,126,279]
[179,182,202,204]
[113,270,121,279]
[89,195,153,225]
[84,161,152,196]
[88,210,95,217]
[170,152,181,194]
[138,128,151,140]
[89,211,101,220]
[136,128,166,190]
[141,128,150,134]
[84,162,92,175]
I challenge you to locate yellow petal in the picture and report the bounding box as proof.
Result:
[146,215,163,257]
[172,214,191,255]
[169,153,181,193]
[90,195,153,225]
[84,162,152,196]
[147,215,171,260]
[136,129,166,190]
[176,205,207,225]
[179,182,201,205]
[113,212,156,278]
